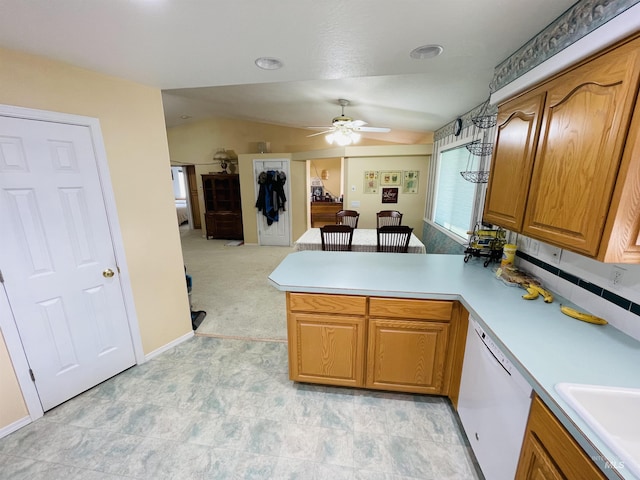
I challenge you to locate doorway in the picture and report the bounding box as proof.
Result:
[171,164,201,231]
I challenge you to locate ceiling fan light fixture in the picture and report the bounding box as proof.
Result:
[326,128,360,146]
[254,57,284,70]
[409,44,444,59]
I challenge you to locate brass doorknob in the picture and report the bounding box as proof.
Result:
[103,268,115,278]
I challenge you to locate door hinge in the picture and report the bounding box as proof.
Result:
[29,369,35,382]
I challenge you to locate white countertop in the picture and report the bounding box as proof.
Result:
[268,251,640,480]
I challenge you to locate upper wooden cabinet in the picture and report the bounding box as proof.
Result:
[484,92,546,231]
[484,34,640,262]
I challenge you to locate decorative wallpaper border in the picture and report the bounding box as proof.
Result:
[492,0,640,91]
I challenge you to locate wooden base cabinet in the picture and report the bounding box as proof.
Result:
[286,293,468,397]
[515,394,606,480]
[310,202,343,228]
[287,293,366,387]
[366,298,451,394]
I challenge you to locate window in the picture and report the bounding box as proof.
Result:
[433,145,479,239]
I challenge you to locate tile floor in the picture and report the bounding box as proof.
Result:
[0,336,483,479]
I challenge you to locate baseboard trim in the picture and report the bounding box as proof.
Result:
[0,415,32,439]
[144,330,194,362]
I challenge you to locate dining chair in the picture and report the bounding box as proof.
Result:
[320,224,354,251]
[376,210,403,228]
[336,209,360,228]
[377,225,413,253]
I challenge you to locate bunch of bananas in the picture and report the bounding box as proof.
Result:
[559,305,608,325]
[522,284,554,303]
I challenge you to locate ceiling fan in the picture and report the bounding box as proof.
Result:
[306,99,391,146]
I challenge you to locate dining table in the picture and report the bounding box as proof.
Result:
[294,228,427,254]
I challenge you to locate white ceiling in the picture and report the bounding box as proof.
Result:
[0,0,578,141]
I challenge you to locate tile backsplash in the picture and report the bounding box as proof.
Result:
[513,234,640,342]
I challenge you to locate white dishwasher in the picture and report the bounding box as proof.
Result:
[457,317,533,480]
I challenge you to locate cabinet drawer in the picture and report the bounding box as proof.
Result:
[288,293,367,315]
[369,297,452,321]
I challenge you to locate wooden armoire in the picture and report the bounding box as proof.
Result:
[201,173,243,240]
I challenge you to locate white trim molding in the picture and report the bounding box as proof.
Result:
[0,416,32,439]
[144,330,194,362]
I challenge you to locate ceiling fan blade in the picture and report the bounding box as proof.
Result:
[306,129,334,137]
[353,126,391,133]
[351,119,367,127]
[306,126,334,130]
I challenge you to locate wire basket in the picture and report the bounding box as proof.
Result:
[466,141,494,156]
[471,114,497,129]
[471,97,497,129]
[460,170,490,183]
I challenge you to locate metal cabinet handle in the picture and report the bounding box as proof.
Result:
[103,268,115,278]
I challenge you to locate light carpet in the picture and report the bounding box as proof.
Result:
[180,227,294,341]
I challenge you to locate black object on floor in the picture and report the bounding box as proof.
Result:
[191,310,207,330]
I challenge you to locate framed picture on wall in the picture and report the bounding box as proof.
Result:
[363,170,379,194]
[382,187,399,204]
[379,171,402,186]
[402,171,419,193]
[311,186,324,201]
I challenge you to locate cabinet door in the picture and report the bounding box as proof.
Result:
[516,432,564,480]
[206,212,243,239]
[599,90,640,262]
[483,91,546,231]
[522,40,640,255]
[288,312,365,387]
[515,395,606,480]
[366,318,449,394]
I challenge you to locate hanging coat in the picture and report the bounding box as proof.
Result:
[255,170,287,225]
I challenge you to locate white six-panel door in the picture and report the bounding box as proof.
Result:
[254,159,291,246]
[0,115,136,411]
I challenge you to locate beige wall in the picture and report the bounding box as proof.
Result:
[0,47,192,429]
[0,331,27,427]
[345,155,431,238]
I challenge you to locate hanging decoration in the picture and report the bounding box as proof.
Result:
[255,170,287,225]
[471,97,498,129]
[460,108,494,184]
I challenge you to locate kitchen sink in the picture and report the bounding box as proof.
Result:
[555,383,640,478]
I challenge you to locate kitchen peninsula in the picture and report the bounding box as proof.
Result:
[269,251,640,480]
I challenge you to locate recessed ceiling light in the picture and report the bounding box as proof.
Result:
[255,57,284,70]
[409,44,444,59]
